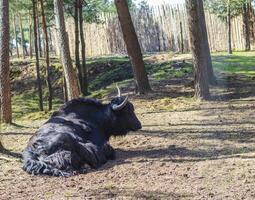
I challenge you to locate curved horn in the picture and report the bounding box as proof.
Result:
[112,96,129,111]
[116,84,121,97]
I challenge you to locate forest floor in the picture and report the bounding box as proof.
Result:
[1,51,255,199]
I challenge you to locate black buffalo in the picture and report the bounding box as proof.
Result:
[22,90,141,176]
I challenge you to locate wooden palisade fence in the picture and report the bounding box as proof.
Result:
[50,4,251,57]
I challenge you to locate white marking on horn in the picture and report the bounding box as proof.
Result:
[116,83,121,97]
[112,96,129,111]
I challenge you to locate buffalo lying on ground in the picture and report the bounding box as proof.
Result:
[22,89,141,176]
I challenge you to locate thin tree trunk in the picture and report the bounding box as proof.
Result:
[39,0,53,110]
[36,2,43,58]
[29,12,33,59]
[79,1,88,95]
[48,28,53,52]
[13,15,20,58]
[180,21,184,53]
[63,76,68,103]
[19,13,26,59]
[186,0,210,100]
[74,0,82,92]
[54,0,80,100]
[198,0,216,85]
[0,0,12,123]
[243,2,251,51]
[115,0,151,94]
[227,0,232,54]
[32,0,44,111]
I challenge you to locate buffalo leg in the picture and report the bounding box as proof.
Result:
[76,142,108,168]
[43,150,83,171]
[102,143,115,160]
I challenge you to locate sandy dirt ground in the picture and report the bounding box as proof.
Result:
[1,63,255,199]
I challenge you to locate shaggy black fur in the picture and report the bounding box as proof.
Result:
[22,97,141,176]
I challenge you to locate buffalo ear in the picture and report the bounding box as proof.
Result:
[111,96,128,111]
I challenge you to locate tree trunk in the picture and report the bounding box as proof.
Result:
[180,22,184,53]
[0,0,12,123]
[54,0,80,100]
[79,1,88,95]
[227,0,232,54]
[198,0,216,85]
[186,0,210,100]
[63,76,68,103]
[29,12,33,59]
[36,2,43,58]
[74,0,82,92]
[48,28,53,52]
[114,0,151,94]
[32,0,44,111]
[13,15,20,58]
[243,2,251,51]
[19,13,26,59]
[39,0,53,111]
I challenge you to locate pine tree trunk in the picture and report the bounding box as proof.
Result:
[13,15,20,58]
[36,2,43,58]
[29,12,33,59]
[54,0,80,100]
[0,0,12,123]
[19,13,26,59]
[32,0,44,111]
[227,0,232,54]
[114,0,151,94]
[74,0,82,92]
[48,28,53,52]
[180,22,184,53]
[186,0,210,100]
[198,0,216,85]
[39,0,53,110]
[79,1,88,95]
[243,3,251,51]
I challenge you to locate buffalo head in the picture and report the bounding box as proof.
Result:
[108,85,142,136]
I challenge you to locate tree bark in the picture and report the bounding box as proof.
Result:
[243,2,251,51]
[74,0,82,92]
[13,15,20,59]
[19,13,26,59]
[39,0,53,110]
[186,0,210,100]
[180,22,184,53]
[227,0,232,54]
[198,0,216,85]
[32,0,44,111]
[29,12,33,59]
[36,1,43,58]
[115,0,151,94]
[54,0,80,100]
[79,1,88,95]
[0,0,12,123]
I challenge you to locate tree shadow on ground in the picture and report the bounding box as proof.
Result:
[211,74,255,100]
[1,132,33,136]
[99,144,255,171]
[83,187,192,199]
[137,129,255,144]
[0,146,22,159]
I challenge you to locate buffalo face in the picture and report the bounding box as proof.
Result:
[110,96,142,136]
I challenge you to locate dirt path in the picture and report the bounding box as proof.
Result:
[1,74,255,199]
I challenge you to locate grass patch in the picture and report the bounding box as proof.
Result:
[212,51,255,76]
[12,92,62,121]
[11,51,255,123]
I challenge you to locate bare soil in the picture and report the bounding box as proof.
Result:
[2,56,255,199]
